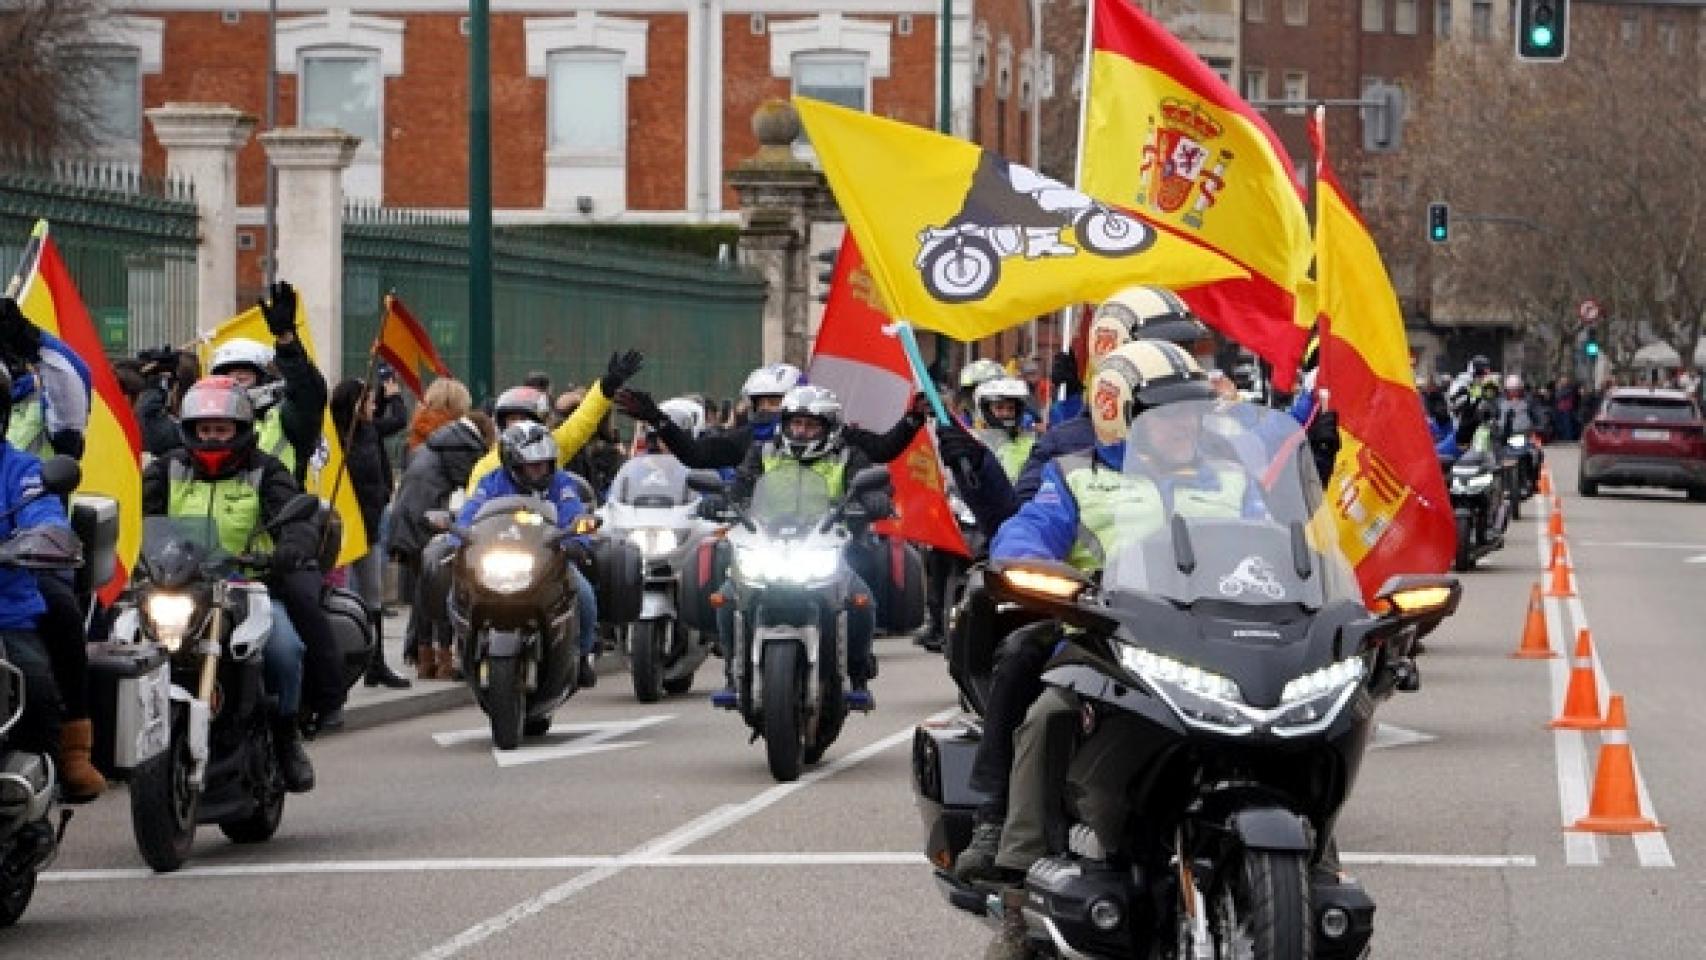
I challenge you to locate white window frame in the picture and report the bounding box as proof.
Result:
[1620,14,1640,45]
[1363,0,1384,33]
[1284,0,1309,26]
[1247,0,1267,23]
[525,14,649,216]
[790,51,873,113]
[1395,0,1418,34]
[278,12,403,202]
[546,49,627,160]
[1658,19,1678,54]
[1283,70,1308,115]
[1243,67,1268,107]
[68,16,162,166]
[299,49,384,147]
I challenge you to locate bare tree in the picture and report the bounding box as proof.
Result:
[1380,38,1706,381]
[0,0,116,158]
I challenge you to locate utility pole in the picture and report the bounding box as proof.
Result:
[468,0,494,402]
[264,0,277,287]
[936,0,953,375]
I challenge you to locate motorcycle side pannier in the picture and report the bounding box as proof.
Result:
[320,586,373,691]
[84,641,170,779]
[871,535,926,634]
[69,494,119,599]
[678,532,730,634]
[591,537,644,625]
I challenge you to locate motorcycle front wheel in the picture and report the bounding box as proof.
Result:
[1454,514,1475,572]
[629,619,667,704]
[219,723,286,845]
[130,721,199,873]
[0,868,35,928]
[762,644,805,783]
[1212,849,1311,960]
[486,656,526,751]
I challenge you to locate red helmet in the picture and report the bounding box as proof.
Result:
[178,375,257,478]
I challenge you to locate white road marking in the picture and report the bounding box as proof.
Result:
[1686,554,1706,565]
[1369,722,1437,751]
[1339,853,1537,868]
[432,715,675,767]
[1576,540,1706,551]
[414,710,955,960]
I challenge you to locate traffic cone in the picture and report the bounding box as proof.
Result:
[1571,695,1663,833]
[1538,470,1553,495]
[1549,629,1603,729]
[1548,536,1570,570]
[1546,557,1574,597]
[1512,584,1556,659]
[1547,508,1565,538]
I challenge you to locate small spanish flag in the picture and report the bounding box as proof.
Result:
[375,294,452,398]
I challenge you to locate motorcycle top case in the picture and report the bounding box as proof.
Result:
[678,533,730,634]
[84,640,171,779]
[591,537,644,626]
[69,494,120,597]
[321,586,374,690]
[870,535,926,634]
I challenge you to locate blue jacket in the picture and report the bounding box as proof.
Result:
[459,468,591,551]
[0,443,69,630]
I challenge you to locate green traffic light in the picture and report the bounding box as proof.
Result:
[1530,24,1554,47]
[1431,226,1447,241]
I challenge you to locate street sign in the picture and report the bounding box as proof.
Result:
[1577,298,1601,324]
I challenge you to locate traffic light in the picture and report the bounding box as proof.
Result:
[1517,0,1569,61]
[1584,332,1600,358]
[1427,202,1449,244]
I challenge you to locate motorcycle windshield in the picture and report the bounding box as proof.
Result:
[608,455,695,508]
[141,514,237,581]
[749,463,833,538]
[1103,399,1358,611]
[472,494,560,527]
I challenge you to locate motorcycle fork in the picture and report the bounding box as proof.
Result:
[197,585,228,704]
[1176,824,1214,958]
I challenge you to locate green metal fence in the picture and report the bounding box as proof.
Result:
[342,208,768,403]
[0,160,198,355]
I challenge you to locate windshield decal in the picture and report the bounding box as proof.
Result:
[1217,555,1286,600]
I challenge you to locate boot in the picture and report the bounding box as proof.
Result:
[432,645,459,681]
[953,820,1018,886]
[57,718,107,803]
[272,717,316,793]
[985,887,1033,960]
[416,645,440,681]
[364,613,411,689]
[577,653,597,689]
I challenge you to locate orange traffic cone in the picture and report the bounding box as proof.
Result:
[1571,695,1663,833]
[1538,471,1553,496]
[1546,557,1574,597]
[1547,508,1565,538]
[1512,584,1556,659]
[1549,629,1603,729]
[1548,536,1570,570]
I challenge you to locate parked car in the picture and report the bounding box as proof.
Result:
[1579,387,1706,500]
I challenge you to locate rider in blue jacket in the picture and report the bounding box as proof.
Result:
[460,422,600,686]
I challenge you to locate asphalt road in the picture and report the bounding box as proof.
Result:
[11,444,1704,958]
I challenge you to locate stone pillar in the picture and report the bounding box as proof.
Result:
[144,103,257,328]
[727,100,835,367]
[259,128,360,380]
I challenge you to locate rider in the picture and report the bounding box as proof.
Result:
[713,385,885,712]
[956,359,1008,427]
[206,282,326,485]
[140,376,321,792]
[953,341,1247,887]
[970,377,1037,481]
[459,422,600,684]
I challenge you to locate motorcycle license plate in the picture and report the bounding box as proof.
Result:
[116,664,172,769]
[1632,429,1670,441]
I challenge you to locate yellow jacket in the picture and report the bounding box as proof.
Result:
[466,380,614,494]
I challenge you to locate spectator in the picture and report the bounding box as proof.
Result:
[407,377,472,453]
[1553,376,1580,442]
[525,370,552,395]
[550,386,587,428]
[568,410,625,500]
[331,376,410,688]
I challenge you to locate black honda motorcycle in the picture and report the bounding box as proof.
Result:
[915,400,1460,959]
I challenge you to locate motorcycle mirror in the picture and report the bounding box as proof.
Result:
[686,470,727,496]
[986,559,1113,632]
[425,510,453,533]
[849,465,893,498]
[38,456,81,497]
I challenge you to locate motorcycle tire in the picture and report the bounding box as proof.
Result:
[486,657,526,751]
[1214,849,1311,960]
[524,715,554,737]
[629,619,666,704]
[762,644,805,783]
[0,870,35,928]
[1454,515,1475,572]
[919,239,1001,304]
[219,722,286,845]
[804,645,847,766]
[1578,467,1599,497]
[1508,480,1523,522]
[130,728,198,873]
[661,623,698,696]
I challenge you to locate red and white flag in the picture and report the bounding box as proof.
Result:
[808,233,970,558]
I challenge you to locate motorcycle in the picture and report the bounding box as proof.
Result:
[104,494,325,873]
[689,463,893,783]
[1498,429,1542,517]
[597,454,715,702]
[0,457,88,927]
[915,399,1461,960]
[1442,435,1512,572]
[439,496,598,750]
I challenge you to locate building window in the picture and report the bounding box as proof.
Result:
[1470,0,1492,40]
[793,53,869,112]
[67,47,142,156]
[1620,14,1640,45]
[1395,0,1418,34]
[1284,0,1308,25]
[1363,0,1384,32]
[1205,56,1233,86]
[1243,67,1268,106]
[301,52,381,144]
[1435,0,1451,36]
[1246,0,1266,22]
[548,51,623,154]
[1283,70,1307,114]
[1658,20,1678,54]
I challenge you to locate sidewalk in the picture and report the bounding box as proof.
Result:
[341,606,471,731]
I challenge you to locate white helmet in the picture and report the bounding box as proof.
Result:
[973,377,1030,430]
[741,363,804,403]
[1503,373,1523,393]
[776,385,844,461]
[659,397,706,436]
[209,339,275,378]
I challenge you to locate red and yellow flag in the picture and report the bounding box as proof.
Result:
[1081,0,1312,384]
[375,294,451,398]
[6,221,144,603]
[808,233,969,558]
[1309,115,1454,598]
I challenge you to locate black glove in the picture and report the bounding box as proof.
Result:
[614,388,664,425]
[935,420,987,471]
[600,350,644,394]
[0,297,43,367]
[260,281,298,336]
[1307,410,1342,477]
[1050,350,1082,397]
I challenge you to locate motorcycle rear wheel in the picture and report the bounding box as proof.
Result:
[486,657,526,751]
[629,619,667,703]
[1213,849,1311,960]
[130,729,198,873]
[762,644,805,783]
[0,870,35,928]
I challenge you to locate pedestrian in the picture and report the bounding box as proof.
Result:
[331,375,411,688]
[407,377,472,455]
[1554,376,1580,442]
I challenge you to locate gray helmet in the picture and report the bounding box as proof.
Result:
[775,385,844,461]
[499,421,558,493]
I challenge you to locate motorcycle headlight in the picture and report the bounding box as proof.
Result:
[478,548,536,594]
[736,545,840,584]
[144,592,197,652]
[628,527,680,557]
[1465,473,1493,492]
[1271,656,1366,734]
[1508,434,1528,448]
[1118,645,1248,730]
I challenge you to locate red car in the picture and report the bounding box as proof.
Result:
[1579,387,1706,500]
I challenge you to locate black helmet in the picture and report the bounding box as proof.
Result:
[499,421,558,493]
[178,375,258,479]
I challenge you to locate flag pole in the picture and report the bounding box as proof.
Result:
[1309,104,1327,412]
[1053,0,1100,409]
[315,295,391,565]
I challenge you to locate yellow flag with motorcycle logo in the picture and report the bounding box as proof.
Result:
[199,304,368,567]
[792,98,1246,342]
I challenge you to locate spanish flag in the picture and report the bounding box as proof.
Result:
[1081,0,1312,384]
[794,97,1245,343]
[1309,112,1454,598]
[199,306,369,567]
[5,221,143,604]
[375,294,451,398]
